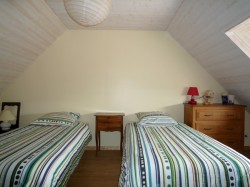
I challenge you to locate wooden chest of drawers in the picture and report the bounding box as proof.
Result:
[184,104,246,151]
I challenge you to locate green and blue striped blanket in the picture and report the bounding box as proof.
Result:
[0,122,91,187]
[119,122,250,187]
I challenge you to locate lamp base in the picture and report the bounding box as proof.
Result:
[1,121,11,131]
[188,99,197,105]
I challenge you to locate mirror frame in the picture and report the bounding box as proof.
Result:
[1,102,21,129]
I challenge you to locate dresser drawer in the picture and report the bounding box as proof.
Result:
[196,110,239,121]
[212,136,241,149]
[196,122,241,135]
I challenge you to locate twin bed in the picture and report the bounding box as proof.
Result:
[119,112,250,187]
[0,112,91,187]
[1,110,250,187]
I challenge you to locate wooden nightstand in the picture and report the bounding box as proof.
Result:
[95,112,125,155]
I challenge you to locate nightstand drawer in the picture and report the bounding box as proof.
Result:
[96,116,123,131]
[96,116,123,123]
[97,122,122,131]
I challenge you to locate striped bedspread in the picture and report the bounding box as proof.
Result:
[119,122,250,187]
[0,122,91,187]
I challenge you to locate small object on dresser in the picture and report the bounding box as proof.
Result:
[228,95,235,105]
[202,90,214,104]
[221,95,228,105]
[187,87,199,105]
[221,93,235,105]
[0,109,16,131]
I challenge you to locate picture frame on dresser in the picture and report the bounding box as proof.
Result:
[1,102,21,129]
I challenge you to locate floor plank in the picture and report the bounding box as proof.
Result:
[67,150,122,187]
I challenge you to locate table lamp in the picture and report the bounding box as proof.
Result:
[187,87,199,104]
[0,109,16,131]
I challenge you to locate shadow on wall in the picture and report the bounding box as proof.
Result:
[123,104,185,125]
[19,104,185,128]
[20,113,43,127]
[160,104,185,123]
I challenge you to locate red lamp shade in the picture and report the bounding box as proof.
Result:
[187,87,199,104]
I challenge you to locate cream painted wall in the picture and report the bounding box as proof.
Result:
[2,30,249,146]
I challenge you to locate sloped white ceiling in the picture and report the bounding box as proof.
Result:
[1,0,250,109]
[0,0,66,93]
[167,0,250,108]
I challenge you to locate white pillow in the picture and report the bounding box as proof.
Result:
[137,115,178,127]
[136,111,169,120]
[31,112,80,126]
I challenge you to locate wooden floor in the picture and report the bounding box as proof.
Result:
[67,150,250,187]
[67,150,122,187]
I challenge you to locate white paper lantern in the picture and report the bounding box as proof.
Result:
[64,0,112,26]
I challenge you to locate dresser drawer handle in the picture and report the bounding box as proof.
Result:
[204,114,213,117]
[203,128,212,131]
[227,128,234,131]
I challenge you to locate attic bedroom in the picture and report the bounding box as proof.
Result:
[0,0,250,187]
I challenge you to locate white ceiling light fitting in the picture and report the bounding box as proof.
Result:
[63,0,112,26]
